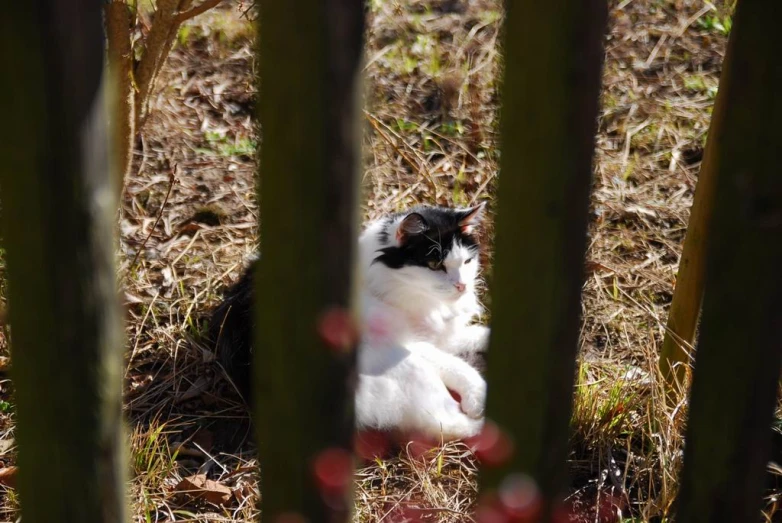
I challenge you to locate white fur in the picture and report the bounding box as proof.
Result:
[355,295,485,439]
[354,211,490,441]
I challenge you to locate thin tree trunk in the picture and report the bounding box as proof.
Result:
[674,0,782,520]
[658,23,732,395]
[105,0,135,200]
[107,0,223,201]
[253,0,364,520]
[481,0,607,518]
[133,0,181,133]
[0,2,126,522]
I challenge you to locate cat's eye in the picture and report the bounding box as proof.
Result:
[465,257,474,264]
[427,259,443,271]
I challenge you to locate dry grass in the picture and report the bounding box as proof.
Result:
[2,0,773,521]
[355,441,479,522]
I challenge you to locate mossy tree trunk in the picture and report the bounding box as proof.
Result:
[675,1,782,520]
[253,0,364,520]
[0,2,126,522]
[481,0,608,517]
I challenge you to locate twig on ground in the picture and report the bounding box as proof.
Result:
[127,168,178,275]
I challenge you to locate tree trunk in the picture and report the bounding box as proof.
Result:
[674,0,782,520]
[480,0,607,518]
[658,20,732,396]
[0,2,126,522]
[106,0,224,201]
[133,0,181,134]
[253,0,364,520]
[105,0,135,200]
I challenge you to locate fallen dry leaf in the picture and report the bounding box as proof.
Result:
[0,466,18,488]
[174,473,232,505]
[584,260,617,275]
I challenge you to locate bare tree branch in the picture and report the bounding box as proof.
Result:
[175,0,225,24]
[133,0,180,130]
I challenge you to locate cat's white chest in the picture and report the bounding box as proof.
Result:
[400,304,471,349]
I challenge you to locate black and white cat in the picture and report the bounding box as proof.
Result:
[210,204,490,441]
[359,204,490,361]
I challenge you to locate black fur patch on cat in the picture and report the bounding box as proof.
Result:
[373,206,479,269]
[209,260,257,403]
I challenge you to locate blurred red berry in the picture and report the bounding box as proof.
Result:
[312,447,353,495]
[467,419,514,467]
[317,307,358,353]
[498,474,541,522]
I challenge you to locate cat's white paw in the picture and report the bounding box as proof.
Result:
[439,413,484,440]
[469,325,490,352]
[461,379,486,419]
[461,416,485,438]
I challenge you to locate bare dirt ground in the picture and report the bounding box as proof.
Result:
[2,0,768,522]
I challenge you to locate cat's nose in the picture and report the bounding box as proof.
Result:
[454,282,466,292]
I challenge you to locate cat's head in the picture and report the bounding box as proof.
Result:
[370,203,485,303]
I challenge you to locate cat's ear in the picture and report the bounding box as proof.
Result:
[458,202,485,234]
[396,213,428,243]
